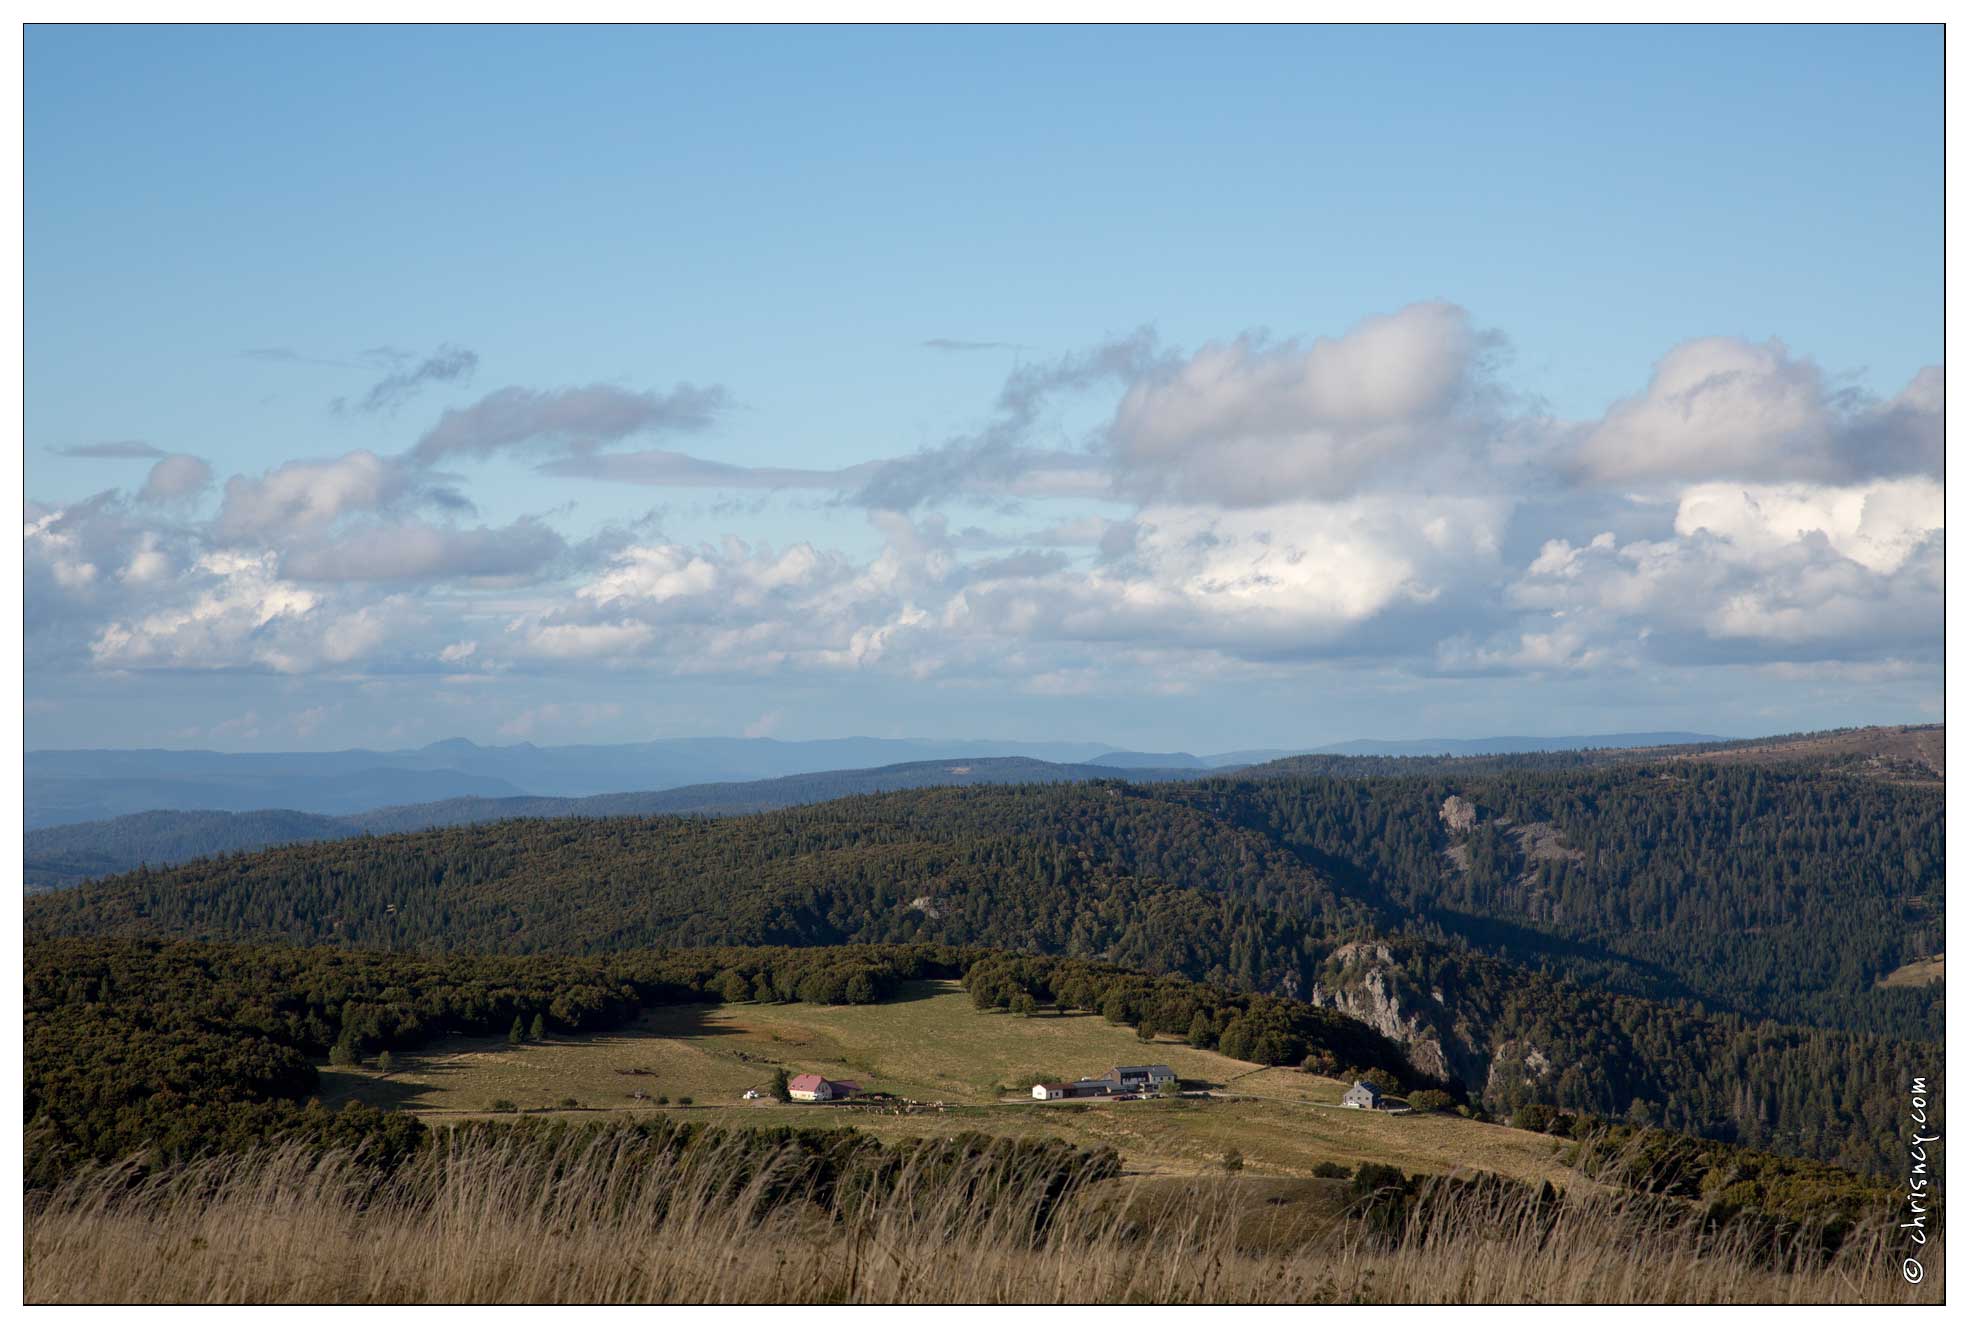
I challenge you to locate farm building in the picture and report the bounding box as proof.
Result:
[1100,1065,1178,1091]
[1341,1080,1383,1110]
[1032,1080,1115,1100]
[788,1074,863,1102]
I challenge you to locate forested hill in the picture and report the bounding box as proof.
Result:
[25,755,1197,890]
[28,760,1943,1174]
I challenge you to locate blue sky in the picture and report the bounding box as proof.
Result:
[25,24,1943,752]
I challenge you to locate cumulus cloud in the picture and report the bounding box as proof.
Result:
[1107,302,1501,506]
[943,495,1511,661]
[90,550,342,673]
[1570,339,1942,486]
[1506,477,1943,664]
[410,383,729,466]
[139,454,214,504]
[214,450,440,540]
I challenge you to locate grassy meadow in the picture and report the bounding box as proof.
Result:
[316,980,1585,1185]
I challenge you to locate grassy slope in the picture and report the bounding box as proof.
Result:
[1875,954,1945,988]
[319,980,1581,1186]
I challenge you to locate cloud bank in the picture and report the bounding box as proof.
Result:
[25,303,1942,727]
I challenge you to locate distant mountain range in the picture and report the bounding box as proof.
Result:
[24,731,1731,830]
[1302,732,1724,758]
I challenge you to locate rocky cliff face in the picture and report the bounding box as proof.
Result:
[1484,1039,1557,1103]
[1310,941,1490,1091]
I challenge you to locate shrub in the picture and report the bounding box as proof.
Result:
[1511,1103,1558,1133]
[489,1099,517,1114]
[1312,1161,1351,1179]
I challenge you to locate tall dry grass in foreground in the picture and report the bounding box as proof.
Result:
[26,1131,1940,1304]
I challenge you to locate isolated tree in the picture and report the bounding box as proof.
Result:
[529,1013,546,1042]
[508,1016,525,1046]
[375,1050,394,1073]
[1220,1149,1244,1174]
[1014,993,1039,1018]
[329,1029,360,1067]
[1187,1012,1214,1049]
[771,1067,791,1103]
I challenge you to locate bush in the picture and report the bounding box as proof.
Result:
[1408,1089,1455,1113]
[1219,1148,1244,1174]
[1312,1161,1351,1179]
[489,1099,517,1114]
[677,1096,693,1106]
[1511,1104,1558,1133]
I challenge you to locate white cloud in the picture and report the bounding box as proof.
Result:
[139,454,214,504]
[89,550,407,674]
[1108,302,1497,506]
[1571,339,1941,486]
[215,450,420,540]
[1508,477,1942,660]
[1672,477,1941,574]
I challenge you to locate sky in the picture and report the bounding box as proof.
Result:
[23,23,1944,753]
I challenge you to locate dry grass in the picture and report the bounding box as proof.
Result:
[315,982,1584,1185]
[1876,954,1944,989]
[25,1132,1939,1305]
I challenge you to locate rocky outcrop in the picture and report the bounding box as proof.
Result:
[1440,795,1480,833]
[1311,941,1489,1090]
[1484,1039,1556,1100]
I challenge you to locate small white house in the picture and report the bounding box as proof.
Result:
[1033,1083,1069,1100]
[789,1073,862,1102]
[1341,1080,1383,1110]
